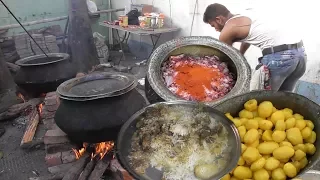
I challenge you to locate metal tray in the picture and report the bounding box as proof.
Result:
[57,72,136,98]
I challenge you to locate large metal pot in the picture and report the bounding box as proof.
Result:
[147,36,251,107]
[14,53,76,96]
[116,101,241,180]
[55,72,147,143]
[213,90,320,178]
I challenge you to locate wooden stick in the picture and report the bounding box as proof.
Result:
[29,173,64,180]
[20,108,40,147]
[88,154,112,180]
[78,159,97,180]
[62,154,90,180]
[0,98,42,121]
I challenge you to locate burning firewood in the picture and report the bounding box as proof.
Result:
[0,98,42,121]
[20,107,41,148]
[77,159,97,180]
[62,153,90,180]
[88,154,112,180]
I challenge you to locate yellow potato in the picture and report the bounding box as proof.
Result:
[258,142,279,155]
[301,127,312,139]
[221,174,231,180]
[244,99,258,112]
[262,130,273,141]
[253,117,265,121]
[233,166,252,179]
[305,131,316,144]
[286,128,303,145]
[239,109,254,119]
[264,157,280,171]
[272,168,286,180]
[250,157,266,171]
[293,149,306,161]
[258,101,273,118]
[253,169,269,180]
[240,118,249,125]
[245,120,259,130]
[275,120,286,131]
[258,120,273,130]
[293,113,304,120]
[272,107,278,113]
[272,131,286,143]
[225,113,234,120]
[292,161,301,172]
[258,129,263,135]
[299,157,308,169]
[241,143,247,154]
[273,146,295,160]
[262,154,271,160]
[282,108,293,120]
[279,158,290,163]
[285,118,296,129]
[305,143,316,155]
[271,111,285,124]
[305,120,314,130]
[237,126,246,142]
[252,111,258,118]
[233,119,242,127]
[244,129,259,144]
[238,156,245,166]
[295,120,307,130]
[294,144,307,153]
[243,147,260,164]
[279,141,293,148]
[283,163,297,178]
[194,164,219,179]
[247,140,259,148]
[279,163,285,168]
[230,177,240,180]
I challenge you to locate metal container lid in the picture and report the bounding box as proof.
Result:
[296,170,320,180]
[56,72,137,100]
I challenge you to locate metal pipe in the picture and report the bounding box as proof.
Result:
[0,8,125,31]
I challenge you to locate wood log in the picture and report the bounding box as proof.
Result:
[88,154,112,180]
[78,159,97,180]
[29,173,64,180]
[20,108,40,147]
[6,62,20,73]
[62,153,90,180]
[0,98,42,121]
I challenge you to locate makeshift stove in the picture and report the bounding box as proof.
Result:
[41,92,134,180]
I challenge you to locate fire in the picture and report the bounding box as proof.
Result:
[17,93,25,102]
[38,103,44,114]
[72,142,114,160]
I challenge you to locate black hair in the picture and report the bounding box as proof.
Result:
[203,3,230,23]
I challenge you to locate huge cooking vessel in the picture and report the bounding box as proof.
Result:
[213,90,320,178]
[146,36,251,107]
[55,72,147,143]
[15,53,76,96]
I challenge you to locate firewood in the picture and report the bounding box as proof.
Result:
[0,98,42,121]
[62,153,90,180]
[6,62,20,73]
[78,159,97,180]
[20,108,40,147]
[88,154,112,180]
[29,173,64,180]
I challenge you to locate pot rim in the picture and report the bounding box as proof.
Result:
[116,100,241,180]
[15,53,70,66]
[146,36,251,107]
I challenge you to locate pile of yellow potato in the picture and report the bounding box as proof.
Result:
[222,99,317,180]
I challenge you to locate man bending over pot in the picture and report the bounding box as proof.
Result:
[203,3,307,92]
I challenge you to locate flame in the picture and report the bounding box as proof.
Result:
[72,141,114,160]
[38,103,43,114]
[18,93,25,102]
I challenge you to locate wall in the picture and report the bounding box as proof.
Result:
[0,0,111,37]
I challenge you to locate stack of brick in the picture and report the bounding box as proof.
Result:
[45,35,59,53]
[14,34,34,59]
[30,34,50,55]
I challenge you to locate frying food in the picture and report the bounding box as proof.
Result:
[162,54,235,102]
[129,104,231,180]
[224,99,317,180]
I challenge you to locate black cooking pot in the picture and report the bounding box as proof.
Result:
[55,72,147,143]
[14,53,76,96]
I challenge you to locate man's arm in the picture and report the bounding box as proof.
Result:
[240,42,250,55]
[219,27,236,46]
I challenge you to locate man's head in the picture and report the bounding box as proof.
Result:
[203,3,231,32]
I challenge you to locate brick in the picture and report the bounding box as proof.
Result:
[44,96,58,106]
[46,92,57,98]
[43,111,56,119]
[48,162,77,174]
[46,143,77,154]
[46,104,60,112]
[45,152,62,167]
[43,118,55,129]
[44,129,70,145]
[61,150,77,164]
